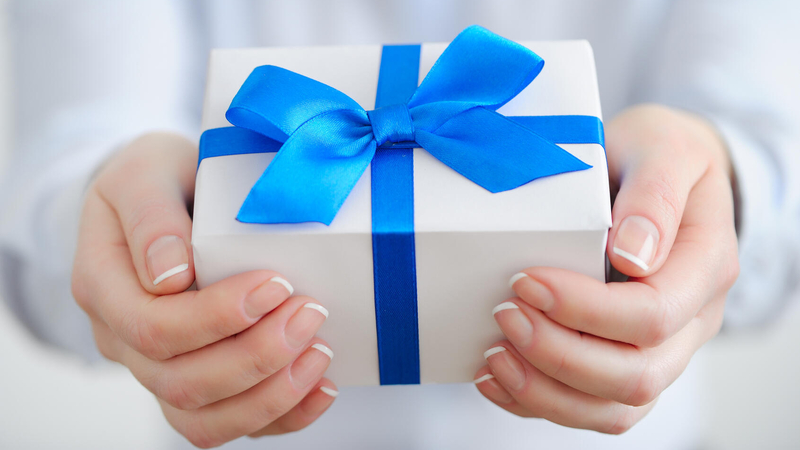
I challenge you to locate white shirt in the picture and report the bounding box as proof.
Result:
[2,1,799,449]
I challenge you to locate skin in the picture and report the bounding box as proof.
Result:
[72,133,337,448]
[476,104,739,433]
[71,104,739,445]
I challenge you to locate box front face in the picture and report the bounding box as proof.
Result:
[193,233,381,386]
[194,38,611,386]
[415,229,607,384]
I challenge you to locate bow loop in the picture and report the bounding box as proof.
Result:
[227,65,365,141]
[367,104,415,146]
[406,25,545,132]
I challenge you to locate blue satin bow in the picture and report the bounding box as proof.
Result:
[222,25,592,225]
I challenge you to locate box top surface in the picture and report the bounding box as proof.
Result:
[195,40,612,236]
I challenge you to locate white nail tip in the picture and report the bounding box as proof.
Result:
[508,272,529,288]
[152,263,189,286]
[492,302,519,315]
[483,346,507,360]
[473,374,495,384]
[612,247,650,271]
[312,343,334,360]
[319,386,339,397]
[269,276,294,295]
[303,303,329,318]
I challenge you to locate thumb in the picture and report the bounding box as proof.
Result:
[96,132,197,295]
[605,107,711,277]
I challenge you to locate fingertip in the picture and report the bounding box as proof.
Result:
[144,234,195,294]
[609,215,661,277]
[473,365,515,404]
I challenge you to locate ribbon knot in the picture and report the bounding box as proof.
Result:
[367,104,415,147]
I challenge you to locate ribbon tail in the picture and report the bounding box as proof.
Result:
[237,110,376,225]
[416,107,592,193]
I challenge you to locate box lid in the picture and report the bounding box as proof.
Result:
[195,40,611,237]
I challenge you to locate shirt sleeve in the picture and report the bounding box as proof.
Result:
[0,0,203,359]
[634,0,800,328]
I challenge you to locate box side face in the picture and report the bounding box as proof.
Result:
[415,229,607,384]
[193,234,380,387]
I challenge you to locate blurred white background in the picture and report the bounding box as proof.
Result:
[0,2,798,450]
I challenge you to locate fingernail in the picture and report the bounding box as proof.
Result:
[508,273,555,311]
[493,302,534,348]
[244,277,294,318]
[485,347,526,391]
[613,215,660,271]
[269,276,294,296]
[509,272,529,288]
[474,374,514,404]
[285,303,329,348]
[319,386,339,398]
[291,344,333,389]
[147,235,189,286]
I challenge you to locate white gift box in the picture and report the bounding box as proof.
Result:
[192,40,611,386]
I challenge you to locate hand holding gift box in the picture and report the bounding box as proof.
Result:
[193,26,611,386]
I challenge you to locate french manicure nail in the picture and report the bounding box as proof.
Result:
[508,274,555,311]
[485,347,526,391]
[509,272,529,288]
[492,302,519,315]
[319,386,339,398]
[473,373,495,384]
[269,276,294,296]
[285,303,329,348]
[613,215,660,271]
[244,277,294,318]
[484,346,507,359]
[147,235,189,286]
[474,374,515,404]
[291,344,333,389]
[493,302,534,348]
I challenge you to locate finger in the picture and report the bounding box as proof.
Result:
[493,298,721,406]
[95,133,197,294]
[509,168,738,347]
[605,106,714,277]
[483,341,657,434]
[88,317,126,364]
[472,367,536,417]
[73,199,293,360]
[161,340,333,449]
[249,379,338,437]
[75,192,296,359]
[122,296,328,410]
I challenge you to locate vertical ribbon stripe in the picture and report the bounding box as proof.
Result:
[371,45,422,385]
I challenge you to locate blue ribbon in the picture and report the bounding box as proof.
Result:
[198,25,605,385]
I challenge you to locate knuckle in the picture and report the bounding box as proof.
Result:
[720,247,741,289]
[93,334,118,362]
[637,296,671,347]
[122,311,172,361]
[645,171,683,230]
[254,393,287,427]
[605,408,637,435]
[240,334,282,383]
[159,377,205,411]
[126,198,178,242]
[625,362,661,407]
[181,418,219,449]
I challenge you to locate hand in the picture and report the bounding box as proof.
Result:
[474,104,739,433]
[72,132,337,447]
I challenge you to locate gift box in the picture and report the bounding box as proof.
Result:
[192,26,611,386]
